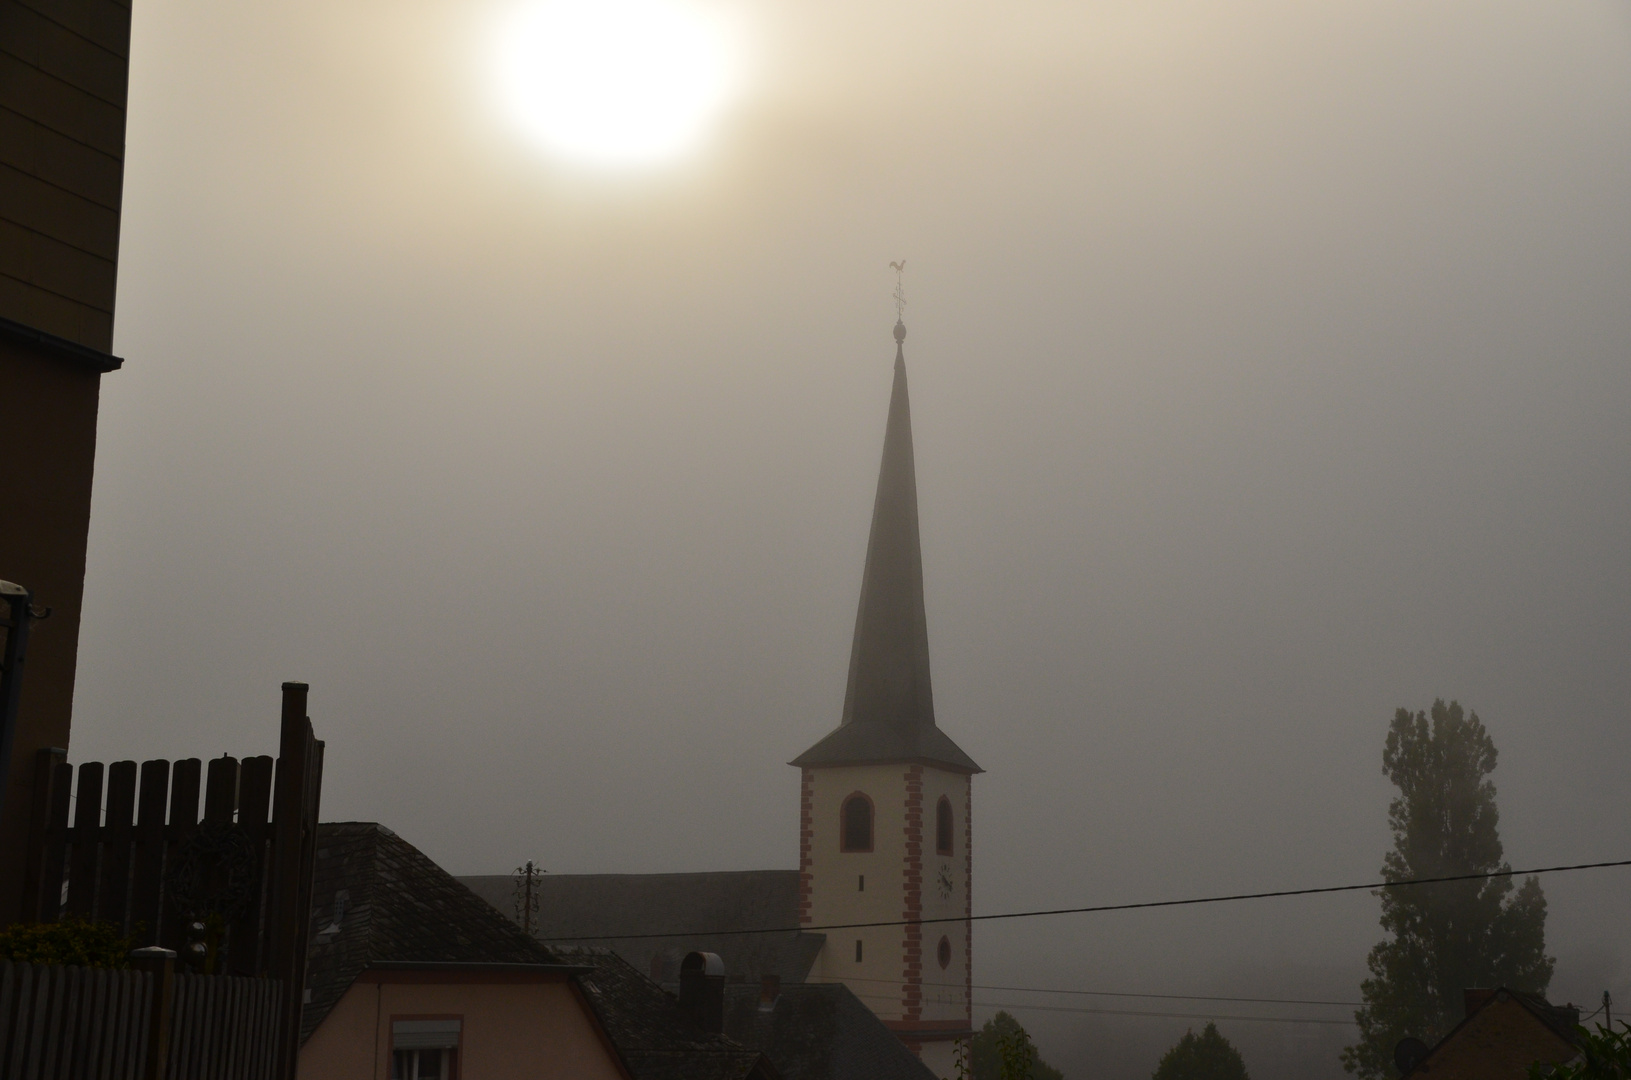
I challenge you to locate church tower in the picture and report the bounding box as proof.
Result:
[792,318,980,1073]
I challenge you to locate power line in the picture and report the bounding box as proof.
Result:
[832,974,1363,1007]
[539,857,1631,942]
[972,1001,1360,1026]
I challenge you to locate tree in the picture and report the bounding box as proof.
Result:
[1151,1022,1250,1080]
[964,1011,1065,1080]
[1342,700,1553,1079]
[1529,1022,1631,1079]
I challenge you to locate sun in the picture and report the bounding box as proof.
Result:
[494,0,742,167]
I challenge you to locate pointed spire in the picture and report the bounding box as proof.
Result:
[840,322,934,730]
[791,321,980,774]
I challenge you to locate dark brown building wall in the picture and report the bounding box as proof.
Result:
[0,0,132,921]
[0,335,105,922]
[1,0,132,353]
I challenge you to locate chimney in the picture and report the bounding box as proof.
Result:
[679,952,725,1033]
[759,974,780,1012]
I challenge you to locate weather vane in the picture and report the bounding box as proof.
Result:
[889,260,907,322]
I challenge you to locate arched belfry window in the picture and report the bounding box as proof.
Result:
[936,796,954,856]
[841,794,873,852]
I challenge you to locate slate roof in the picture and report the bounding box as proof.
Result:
[722,982,938,1080]
[556,947,776,1080]
[457,870,826,987]
[303,822,557,1042]
[791,333,980,775]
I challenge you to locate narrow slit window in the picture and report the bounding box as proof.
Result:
[841,795,873,852]
[936,796,954,855]
[855,939,863,963]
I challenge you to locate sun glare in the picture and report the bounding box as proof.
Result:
[494,0,742,167]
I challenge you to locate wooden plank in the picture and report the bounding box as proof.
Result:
[96,970,118,1080]
[21,749,67,922]
[128,969,149,1080]
[67,964,97,1079]
[169,976,194,1080]
[248,980,268,1080]
[65,761,104,917]
[203,978,223,1080]
[103,969,130,1080]
[268,685,310,1080]
[189,976,211,1080]
[0,262,113,349]
[55,963,82,1080]
[203,977,225,1080]
[243,980,263,1080]
[0,960,16,1071]
[216,978,236,1080]
[0,1,131,106]
[124,968,147,1080]
[98,761,137,929]
[129,761,168,947]
[0,215,118,312]
[226,978,248,1080]
[13,0,133,59]
[33,964,64,1080]
[86,969,110,1080]
[172,976,193,1080]
[161,760,201,955]
[10,963,36,1080]
[226,757,273,976]
[203,756,237,825]
[36,759,73,922]
[0,107,124,212]
[4,961,32,1078]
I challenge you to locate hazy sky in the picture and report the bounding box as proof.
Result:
[72,1,1631,1076]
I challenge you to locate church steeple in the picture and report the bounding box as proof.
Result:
[792,321,980,775]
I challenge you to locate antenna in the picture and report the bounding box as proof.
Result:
[889,260,906,321]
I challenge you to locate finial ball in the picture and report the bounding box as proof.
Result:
[893,319,907,344]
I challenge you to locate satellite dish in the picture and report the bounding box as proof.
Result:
[1394,1037,1430,1076]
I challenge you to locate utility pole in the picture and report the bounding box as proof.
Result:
[514,860,544,936]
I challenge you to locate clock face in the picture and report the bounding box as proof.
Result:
[936,864,954,900]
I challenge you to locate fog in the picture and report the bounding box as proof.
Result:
[71,1,1631,1076]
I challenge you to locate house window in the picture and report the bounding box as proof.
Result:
[938,935,952,969]
[841,794,873,852]
[392,1049,454,1080]
[392,1020,460,1080]
[855,939,863,963]
[936,796,954,855]
[858,874,865,892]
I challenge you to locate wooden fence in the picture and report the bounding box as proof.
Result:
[13,682,323,1080]
[0,957,283,1080]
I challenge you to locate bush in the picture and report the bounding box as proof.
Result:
[0,918,134,968]
[1529,1023,1631,1079]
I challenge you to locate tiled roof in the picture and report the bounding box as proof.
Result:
[723,983,938,1080]
[458,870,826,987]
[556,947,776,1080]
[302,822,557,1042]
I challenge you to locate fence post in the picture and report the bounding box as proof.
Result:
[269,681,319,1080]
[132,946,175,1080]
[21,745,67,920]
